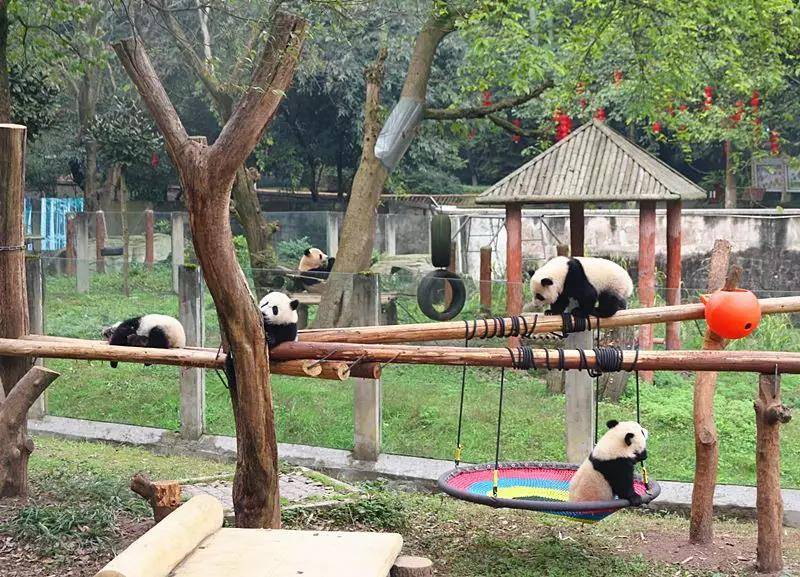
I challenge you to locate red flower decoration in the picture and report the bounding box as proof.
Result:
[482,90,492,107]
[594,107,606,121]
[652,121,662,134]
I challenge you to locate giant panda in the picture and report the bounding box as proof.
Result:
[104,314,186,368]
[296,247,335,288]
[224,291,300,389]
[568,419,648,505]
[529,256,633,318]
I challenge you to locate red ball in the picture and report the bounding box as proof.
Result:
[700,289,761,339]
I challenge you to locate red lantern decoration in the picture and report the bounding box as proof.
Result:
[652,121,662,134]
[770,131,780,155]
[594,107,606,121]
[729,100,745,126]
[613,70,623,85]
[554,110,572,141]
[511,119,522,143]
[482,90,492,107]
[150,152,159,168]
[750,90,760,111]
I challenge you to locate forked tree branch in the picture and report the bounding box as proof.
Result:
[0,366,59,432]
[112,37,192,167]
[488,114,544,138]
[209,11,307,182]
[424,80,554,120]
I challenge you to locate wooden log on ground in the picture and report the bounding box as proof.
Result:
[755,372,791,574]
[130,472,182,523]
[391,556,433,577]
[297,295,800,344]
[690,241,734,545]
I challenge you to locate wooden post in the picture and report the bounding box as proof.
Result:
[65,213,76,276]
[638,201,656,380]
[75,212,90,293]
[569,202,584,257]
[505,203,523,347]
[179,265,205,440]
[556,244,570,257]
[565,329,594,463]
[391,556,433,577]
[144,208,155,271]
[95,210,107,273]
[755,372,791,574]
[665,200,682,349]
[171,212,185,294]
[689,240,733,545]
[26,255,47,420]
[0,124,32,498]
[444,241,457,307]
[385,214,397,256]
[130,473,182,523]
[351,273,381,461]
[326,212,339,256]
[479,246,492,315]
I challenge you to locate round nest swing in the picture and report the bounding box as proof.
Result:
[438,461,660,523]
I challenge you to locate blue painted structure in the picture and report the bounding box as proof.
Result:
[24,197,84,251]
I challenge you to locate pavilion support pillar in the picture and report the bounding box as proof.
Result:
[665,200,682,349]
[505,203,523,347]
[569,202,584,257]
[638,201,656,381]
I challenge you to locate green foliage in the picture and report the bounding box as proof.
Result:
[9,63,60,138]
[277,236,313,266]
[89,96,163,168]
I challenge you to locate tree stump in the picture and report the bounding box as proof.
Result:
[391,556,433,577]
[131,473,182,522]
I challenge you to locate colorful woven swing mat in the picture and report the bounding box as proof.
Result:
[446,465,648,523]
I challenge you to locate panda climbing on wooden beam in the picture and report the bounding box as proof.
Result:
[223,291,299,389]
[528,256,633,318]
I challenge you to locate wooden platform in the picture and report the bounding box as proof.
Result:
[289,292,397,305]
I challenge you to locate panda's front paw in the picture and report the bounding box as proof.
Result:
[627,493,643,506]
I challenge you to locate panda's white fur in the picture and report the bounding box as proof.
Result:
[298,247,328,272]
[259,291,300,328]
[105,314,186,368]
[529,256,633,318]
[136,314,187,347]
[569,420,648,504]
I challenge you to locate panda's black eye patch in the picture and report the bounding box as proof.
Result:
[535,294,545,301]
[540,278,553,287]
[272,306,279,316]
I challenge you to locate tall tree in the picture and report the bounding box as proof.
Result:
[0,0,10,122]
[113,11,307,528]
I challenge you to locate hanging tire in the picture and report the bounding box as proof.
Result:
[430,214,451,268]
[417,269,466,321]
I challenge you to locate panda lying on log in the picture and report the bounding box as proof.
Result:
[102,314,186,368]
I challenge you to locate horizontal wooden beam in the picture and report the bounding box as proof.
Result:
[270,341,800,374]
[2,337,354,381]
[297,296,800,344]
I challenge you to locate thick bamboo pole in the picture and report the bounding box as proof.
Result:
[298,295,800,344]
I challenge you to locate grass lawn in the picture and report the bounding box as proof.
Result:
[2,436,798,576]
[41,267,800,488]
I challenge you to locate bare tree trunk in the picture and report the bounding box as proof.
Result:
[316,13,455,327]
[231,168,279,299]
[77,69,100,211]
[113,12,306,527]
[120,169,130,297]
[0,2,10,123]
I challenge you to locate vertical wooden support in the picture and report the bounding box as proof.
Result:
[144,208,154,271]
[95,210,106,274]
[755,372,791,574]
[26,255,47,420]
[689,240,733,545]
[171,212,185,294]
[326,212,340,256]
[565,329,594,463]
[505,203,523,347]
[568,202,584,257]
[665,200,682,349]
[444,241,457,307]
[75,212,90,293]
[479,246,492,315]
[385,214,397,256]
[351,273,381,461]
[178,265,205,440]
[65,213,76,276]
[637,201,656,380]
[0,124,32,498]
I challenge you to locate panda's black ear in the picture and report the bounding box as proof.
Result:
[289,299,299,311]
[303,248,311,256]
[540,278,553,286]
[606,419,619,429]
[624,432,635,446]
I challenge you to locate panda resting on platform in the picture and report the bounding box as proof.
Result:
[529,256,633,318]
[569,420,648,505]
[103,314,186,368]
[224,291,299,388]
[297,247,335,288]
